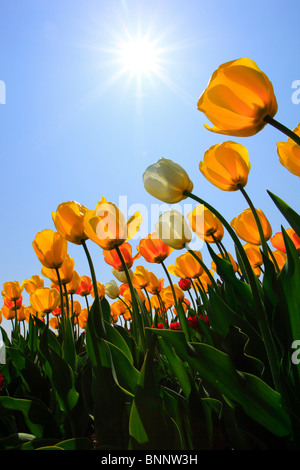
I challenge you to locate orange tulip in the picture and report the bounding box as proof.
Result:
[41,254,75,285]
[91,281,105,299]
[145,272,164,295]
[277,123,300,177]
[22,275,44,294]
[32,229,68,269]
[168,251,204,279]
[199,141,251,191]
[243,243,263,269]
[76,276,93,297]
[187,205,224,243]
[83,196,142,251]
[161,284,185,307]
[65,270,81,295]
[137,232,173,263]
[30,287,61,315]
[231,208,272,245]
[271,229,300,254]
[211,253,238,274]
[103,242,140,272]
[197,58,278,137]
[78,308,89,329]
[52,201,88,245]
[2,281,23,302]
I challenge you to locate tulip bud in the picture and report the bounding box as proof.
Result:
[143,158,193,203]
[105,280,120,299]
[155,210,192,250]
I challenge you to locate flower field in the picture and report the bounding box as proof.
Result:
[0,58,300,451]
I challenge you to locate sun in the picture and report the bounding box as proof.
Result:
[118,35,160,78]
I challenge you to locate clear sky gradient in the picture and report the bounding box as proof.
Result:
[0,0,299,336]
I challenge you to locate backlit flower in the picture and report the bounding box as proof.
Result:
[168,251,204,279]
[103,242,140,272]
[243,243,263,268]
[83,196,142,250]
[32,229,68,269]
[231,208,272,245]
[199,141,251,191]
[30,287,61,315]
[132,265,150,290]
[271,229,300,254]
[155,210,192,250]
[143,157,194,203]
[277,123,300,177]
[76,276,93,297]
[41,254,75,285]
[105,280,120,299]
[52,201,88,245]
[22,275,44,294]
[146,272,164,295]
[197,58,278,137]
[178,278,192,291]
[187,205,224,243]
[2,281,23,302]
[137,232,173,263]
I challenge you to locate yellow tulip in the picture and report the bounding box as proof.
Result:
[49,316,60,330]
[277,123,300,177]
[146,272,164,295]
[155,210,192,250]
[30,287,61,315]
[83,196,142,250]
[199,141,251,191]
[41,254,75,285]
[22,275,44,294]
[231,208,272,245]
[2,281,23,301]
[132,266,150,290]
[243,243,263,269]
[187,205,224,243]
[197,58,278,137]
[65,270,81,294]
[32,229,68,269]
[162,284,185,307]
[168,251,204,279]
[143,158,194,203]
[52,201,88,245]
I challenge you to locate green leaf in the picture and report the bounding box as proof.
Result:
[149,329,292,437]
[0,396,57,439]
[267,191,300,237]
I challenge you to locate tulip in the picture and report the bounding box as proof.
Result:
[112,268,133,283]
[277,123,300,177]
[22,275,44,294]
[41,254,75,285]
[76,276,93,297]
[1,304,16,320]
[231,208,272,245]
[103,242,140,272]
[91,281,105,299]
[2,281,23,302]
[143,158,194,203]
[178,278,192,291]
[32,229,68,269]
[168,251,204,279]
[137,232,173,263]
[4,296,23,311]
[162,284,185,306]
[132,266,150,290]
[30,287,61,315]
[65,270,81,295]
[83,196,142,250]
[52,201,88,245]
[187,205,224,244]
[193,271,214,293]
[155,210,192,250]
[146,272,164,295]
[105,280,120,299]
[269,249,287,270]
[49,316,60,330]
[110,299,130,317]
[197,58,278,137]
[199,141,251,191]
[271,229,300,254]
[243,243,263,269]
[78,308,89,329]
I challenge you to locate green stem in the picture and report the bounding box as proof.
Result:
[55,267,66,333]
[161,260,178,308]
[81,239,105,335]
[115,245,146,350]
[264,115,300,146]
[183,190,283,394]
[238,186,269,257]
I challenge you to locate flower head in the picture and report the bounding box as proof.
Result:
[83,196,142,251]
[137,232,173,263]
[32,229,68,269]
[187,205,224,243]
[197,58,278,137]
[199,141,251,191]
[143,158,193,203]
[30,287,61,315]
[52,201,88,245]
[103,242,140,272]
[155,210,192,250]
[168,251,204,279]
[231,208,272,245]
[277,123,300,177]
[2,281,23,302]
[76,276,93,297]
[271,229,300,254]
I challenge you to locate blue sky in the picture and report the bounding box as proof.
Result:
[0,0,299,336]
